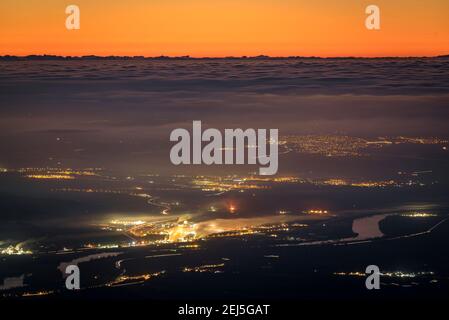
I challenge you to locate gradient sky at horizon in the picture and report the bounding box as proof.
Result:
[0,0,448,57]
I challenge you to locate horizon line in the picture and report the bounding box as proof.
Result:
[1,54,449,60]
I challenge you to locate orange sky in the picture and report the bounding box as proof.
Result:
[1,0,448,57]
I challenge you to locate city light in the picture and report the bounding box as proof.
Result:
[1,245,32,256]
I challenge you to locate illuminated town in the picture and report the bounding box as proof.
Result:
[334,270,436,279]
[1,245,32,256]
[280,135,449,157]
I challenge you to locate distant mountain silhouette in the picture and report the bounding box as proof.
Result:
[0,54,448,61]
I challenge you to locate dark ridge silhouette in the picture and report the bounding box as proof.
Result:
[0,54,448,61]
